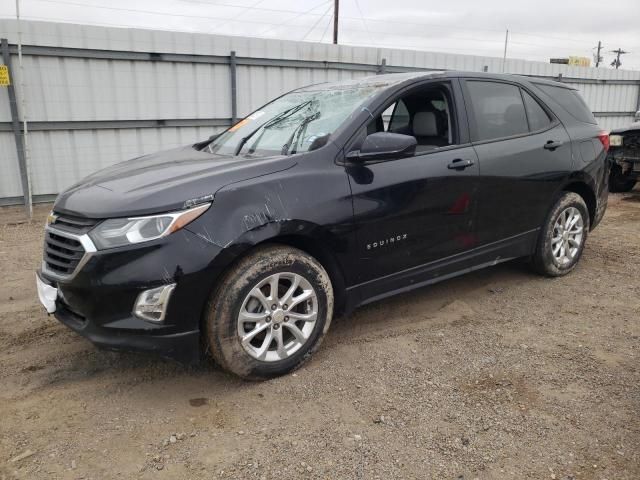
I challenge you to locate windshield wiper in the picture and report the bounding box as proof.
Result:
[234,100,314,156]
[281,111,321,155]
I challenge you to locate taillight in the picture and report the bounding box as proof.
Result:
[597,131,610,152]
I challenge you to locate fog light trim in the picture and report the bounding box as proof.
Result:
[134,284,176,322]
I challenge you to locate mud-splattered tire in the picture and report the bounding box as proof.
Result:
[205,244,333,380]
[531,192,589,277]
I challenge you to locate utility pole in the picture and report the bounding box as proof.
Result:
[610,48,627,69]
[332,0,339,44]
[502,29,509,73]
[594,41,603,67]
[15,0,32,218]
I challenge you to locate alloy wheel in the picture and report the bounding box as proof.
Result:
[551,207,584,266]
[237,272,318,362]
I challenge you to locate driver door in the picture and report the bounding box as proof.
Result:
[345,80,480,297]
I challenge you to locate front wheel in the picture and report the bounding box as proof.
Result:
[204,245,333,380]
[531,192,589,277]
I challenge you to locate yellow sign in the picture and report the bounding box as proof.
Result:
[0,65,9,86]
[568,56,591,67]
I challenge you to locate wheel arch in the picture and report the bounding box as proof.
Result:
[255,234,348,317]
[562,181,596,229]
[203,220,349,320]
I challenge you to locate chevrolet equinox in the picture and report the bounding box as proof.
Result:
[37,72,609,379]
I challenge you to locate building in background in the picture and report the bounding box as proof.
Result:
[1,19,639,206]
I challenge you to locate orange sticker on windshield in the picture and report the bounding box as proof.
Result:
[229,118,250,132]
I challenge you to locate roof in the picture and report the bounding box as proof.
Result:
[295,70,569,93]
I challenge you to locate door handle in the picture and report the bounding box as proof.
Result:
[447,158,475,170]
[543,140,564,151]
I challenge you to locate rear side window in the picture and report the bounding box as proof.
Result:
[535,84,596,124]
[466,81,529,141]
[522,90,553,131]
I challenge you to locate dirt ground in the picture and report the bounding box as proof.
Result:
[0,191,638,480]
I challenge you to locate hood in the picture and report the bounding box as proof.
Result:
[54,145,296,218]
[610,122,640,134]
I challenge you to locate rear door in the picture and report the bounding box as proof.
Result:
[461,79,572,247]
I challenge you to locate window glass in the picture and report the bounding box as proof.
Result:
[430,99,446,111]
[388,100,410,132]
[381,103,395,131]
[207,83,390,157]
[466,81,529,141]
[535,84,596,124]
[522,90,552,131]
[364,84,456,153]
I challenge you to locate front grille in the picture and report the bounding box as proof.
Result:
[623,132,640,162]
[43,213,98,277]
[44,231,85,276]
[50,213,99,235]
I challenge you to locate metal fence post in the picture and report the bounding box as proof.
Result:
[229,50,237,125]
[377,58,386,75]
[1,38,32,216]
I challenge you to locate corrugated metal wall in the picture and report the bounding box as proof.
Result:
[1,19,639,203]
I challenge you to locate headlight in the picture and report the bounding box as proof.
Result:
[609,134,623,147]
[89,203,210,250]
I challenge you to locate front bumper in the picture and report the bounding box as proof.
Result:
[37,226,225,364]
[51,286,201,363]
[611,149,640,176]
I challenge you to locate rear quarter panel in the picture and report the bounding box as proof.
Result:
[530,83,609,228]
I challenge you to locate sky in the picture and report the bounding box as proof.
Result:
[1,0,639,70]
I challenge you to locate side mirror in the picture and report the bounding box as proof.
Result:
[347,132,417,162]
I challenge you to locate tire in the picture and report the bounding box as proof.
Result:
[531,192,589,277]
[609,165,637,193]
[204,244,334,380]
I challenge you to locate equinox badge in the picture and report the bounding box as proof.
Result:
[367,234,408,250]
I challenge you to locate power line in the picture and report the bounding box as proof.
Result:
[509,30,597,47]
[319,10,333,43]
[353,0,373,46]
[224,0,266,21]
[7,14,325,36]
[27,0,614,53]
[179,0,506,35]
[29,0,318,29]
[27,0,506,36]
[256,0,332,37]
[301,3,333,41]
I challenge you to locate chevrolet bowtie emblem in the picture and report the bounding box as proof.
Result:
[46,212,58,226]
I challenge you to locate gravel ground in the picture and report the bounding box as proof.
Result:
[0,191,638,480]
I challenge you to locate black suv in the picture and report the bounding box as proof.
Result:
[37,72,609,379]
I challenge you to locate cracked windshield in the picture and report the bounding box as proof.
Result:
[206,83,389,157]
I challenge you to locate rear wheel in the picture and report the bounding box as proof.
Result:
[609,165,637,192]
[205,245,333,380]
[531,192,589,277]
